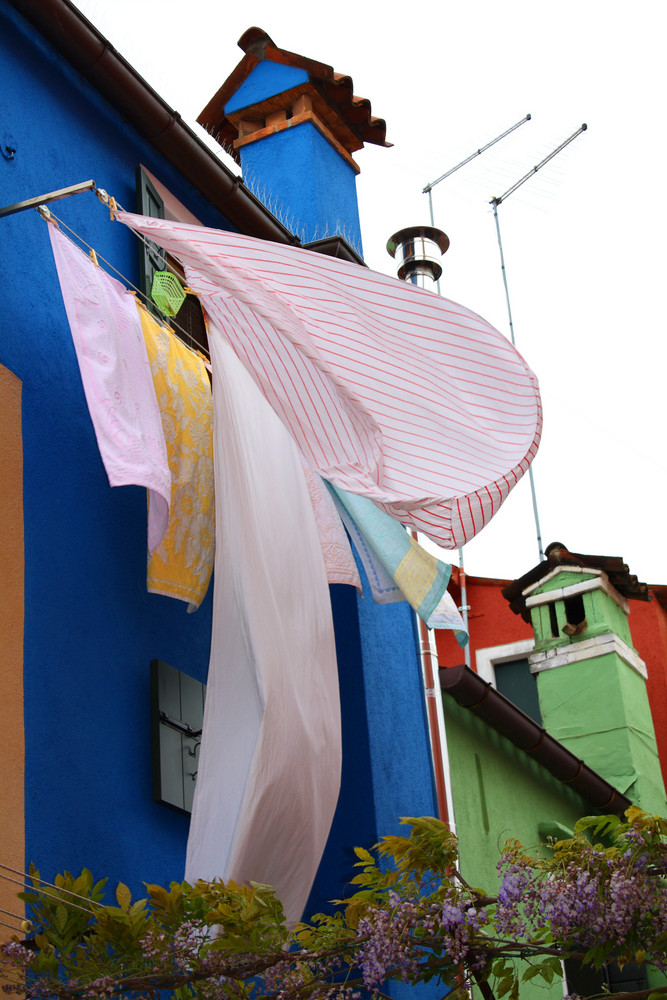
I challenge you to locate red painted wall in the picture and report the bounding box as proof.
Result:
[627,593,667,790]
[436,571,667,791]
[435,569,533,667]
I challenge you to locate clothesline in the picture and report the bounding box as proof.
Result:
[40,204,210,363]
[0,861,105,909]
[48,221,215,605]
[43,208,532,923]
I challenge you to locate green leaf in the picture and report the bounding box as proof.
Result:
[542,964,555,985]
[353,847,374,863]
[54,904,68,932]
[521,965,543,982]
[496,975,516,998]
[115,882,132,910]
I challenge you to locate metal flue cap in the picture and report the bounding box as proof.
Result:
[387,225,450,286]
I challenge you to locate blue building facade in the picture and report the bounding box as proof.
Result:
[0,0,436,933]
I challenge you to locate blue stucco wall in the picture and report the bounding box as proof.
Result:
[0,0,234,897]
[241,123,363,253]
[307,574,437,915]
[225,61,309,114]
[233,60,363,253]
[1,1,434,933]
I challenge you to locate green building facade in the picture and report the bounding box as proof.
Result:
[441,545,667,999]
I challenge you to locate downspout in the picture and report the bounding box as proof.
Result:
[385,226,456,827]
[411,532,455,829]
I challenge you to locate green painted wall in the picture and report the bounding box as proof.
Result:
[530,572,632,651]
[443,698,591,1000]
[527,567,665,813]
[537,655,667,813]
[444,698,589,888]
[446,565,667,997]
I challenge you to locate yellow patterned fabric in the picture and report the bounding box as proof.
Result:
[393,533,441,609]
[137,305,214,609]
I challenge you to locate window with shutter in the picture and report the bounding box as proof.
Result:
[136,166,168,312]
[494,657,542,725]
[150,659,206,814]
[135,167,209,355]
[564,959,649,998]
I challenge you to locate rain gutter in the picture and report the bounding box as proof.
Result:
[439,663,632,817]
[7,0,300,246]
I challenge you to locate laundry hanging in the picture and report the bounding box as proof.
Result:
[137,306,214,609]
[185,322,341,925]
[116,212,542,550]
[298,455,361,592]
[329,483,467,640]
[49,224,171,553]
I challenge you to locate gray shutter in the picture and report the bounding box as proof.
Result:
[150,659,206,814]
[136,166,167,312]
[494,658,542,725]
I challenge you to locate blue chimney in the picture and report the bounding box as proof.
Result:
[198,28,391,256]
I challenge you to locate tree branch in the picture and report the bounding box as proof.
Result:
[473,972,496,1000]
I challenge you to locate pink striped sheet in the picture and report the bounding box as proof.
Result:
[117,212,542,549]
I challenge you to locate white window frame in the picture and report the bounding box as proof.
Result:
[475,638,536,688]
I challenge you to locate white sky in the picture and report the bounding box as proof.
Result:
[71,0,667,586]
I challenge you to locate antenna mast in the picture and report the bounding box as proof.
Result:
[490,123,588,563]
[424,114,532,294]
[422,114,532,662]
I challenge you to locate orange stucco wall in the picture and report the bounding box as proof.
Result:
[0,364,25,940]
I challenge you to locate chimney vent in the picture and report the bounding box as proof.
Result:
[387,225,449,288]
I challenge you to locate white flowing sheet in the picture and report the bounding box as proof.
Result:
[49,224,170,553]
[185,325,341,925]
[117,213,542,550]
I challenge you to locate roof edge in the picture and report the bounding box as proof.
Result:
[7,0,299,245]
[439,663,632,817]
[503,542,650,622]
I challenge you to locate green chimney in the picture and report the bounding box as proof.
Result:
[518,553,666,814]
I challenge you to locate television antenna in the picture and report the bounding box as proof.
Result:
[490,123,588,563]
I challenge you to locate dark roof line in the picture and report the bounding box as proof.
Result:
[503,541,650,623]
[198,26,391,159]
[8,0,300,246]
[439,663,632,817]
[238,26,335,80]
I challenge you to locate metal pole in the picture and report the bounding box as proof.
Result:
[409,531,456,827]
[423,114,532,194]
[492,201,545,562]
[424,115,532,648]
[488,124,588,562]
[458,548,472,668]
[425,197,471,662]
[491,200,517,347]
[0,179,96,218]
[426,187,441,295]
[491,124,587,206]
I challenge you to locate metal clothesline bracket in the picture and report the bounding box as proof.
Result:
[159,711,203,739]
[0,179,97,219]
